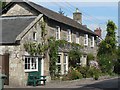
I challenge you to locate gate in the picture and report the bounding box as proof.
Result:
[0,53,9,85]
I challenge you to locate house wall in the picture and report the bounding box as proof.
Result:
[46,19,98,67]
[0,17,98,86]
[0,17,51,86]
[1,2,98,86]
[0,45,27,86]
[2,3,38,16]
[47,19,97,56]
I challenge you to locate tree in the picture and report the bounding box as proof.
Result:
[97,20,117,74]
[58,8,65,15]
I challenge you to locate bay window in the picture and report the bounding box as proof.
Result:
[64,55,68,74]
[56,55,61,74]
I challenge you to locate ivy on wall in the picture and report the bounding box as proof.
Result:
[24,20,48,56]
[24,19,83,76]
[48,37,59,77]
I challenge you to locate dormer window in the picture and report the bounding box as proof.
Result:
[56,26,61,40]
[84,34,88,46]
[33,32,37,41]
[67,29,72,42]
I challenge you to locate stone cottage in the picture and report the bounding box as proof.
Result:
[0,0,99,86]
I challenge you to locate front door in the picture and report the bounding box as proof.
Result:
[0,53,9,85]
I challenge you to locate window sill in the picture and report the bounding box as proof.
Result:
[24,70,38,72]
[84,44,88,47]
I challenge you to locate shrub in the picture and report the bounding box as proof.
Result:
[77,66,101,79]
[62,68,83,80]
[98,54,114,74]
[90,66,101,80]
[78,66,89,78]
[114,59,120,74]
[87,53,95,65]
[93,74,99,80]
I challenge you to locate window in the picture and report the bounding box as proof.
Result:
[56,26,61,40]
[64,55,68,74]
[91,36,94,47]
[76,32,79,44]
[24,56,38,72]
[33,32,37,41]
[84,34,88,46]
[67,29,72,42]
[56,55,61,74]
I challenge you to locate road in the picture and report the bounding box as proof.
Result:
[76,78,120,90]
[4,77,120,90]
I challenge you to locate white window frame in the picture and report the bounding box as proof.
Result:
[24,56,38,72]
[67,29,72,42]
[84,34,88,46]
[64,55,68,74]
[56,55,61,74]
[76,32,79,44]
[33,32,37,41]
[91,36,95,47]
[56,26,61,40]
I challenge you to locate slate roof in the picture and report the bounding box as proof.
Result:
[0,16,36,44]
[27,2,97,35]
[2,0,97,36]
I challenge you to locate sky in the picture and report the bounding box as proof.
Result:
[29,0,118,39]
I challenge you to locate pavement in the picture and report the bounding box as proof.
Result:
[4,76,119,89]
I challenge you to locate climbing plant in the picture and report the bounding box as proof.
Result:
[24,20,48,56]
[48,37,59,77]
[24,19,83,77]
[48,38,83,77]
[68,50,82,68]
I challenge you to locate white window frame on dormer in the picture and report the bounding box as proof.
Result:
[76,32,79,44]
[91,36,95,47]
[84,34,88,46]
[67,29,72,42]
[56,26,61,40]
[33,32,37,41]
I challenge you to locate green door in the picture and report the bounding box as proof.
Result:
[27,57,41,85]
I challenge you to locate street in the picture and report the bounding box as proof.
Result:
[4,77,120,90]
[78,77,120,90]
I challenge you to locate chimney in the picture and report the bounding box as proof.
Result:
[73,8,82,24]
[94,27,102,37]
[83,25,87,27]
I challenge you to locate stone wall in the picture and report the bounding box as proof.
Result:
[2,3,38,16]
[47,19,98,56]
[0,17,51,86]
